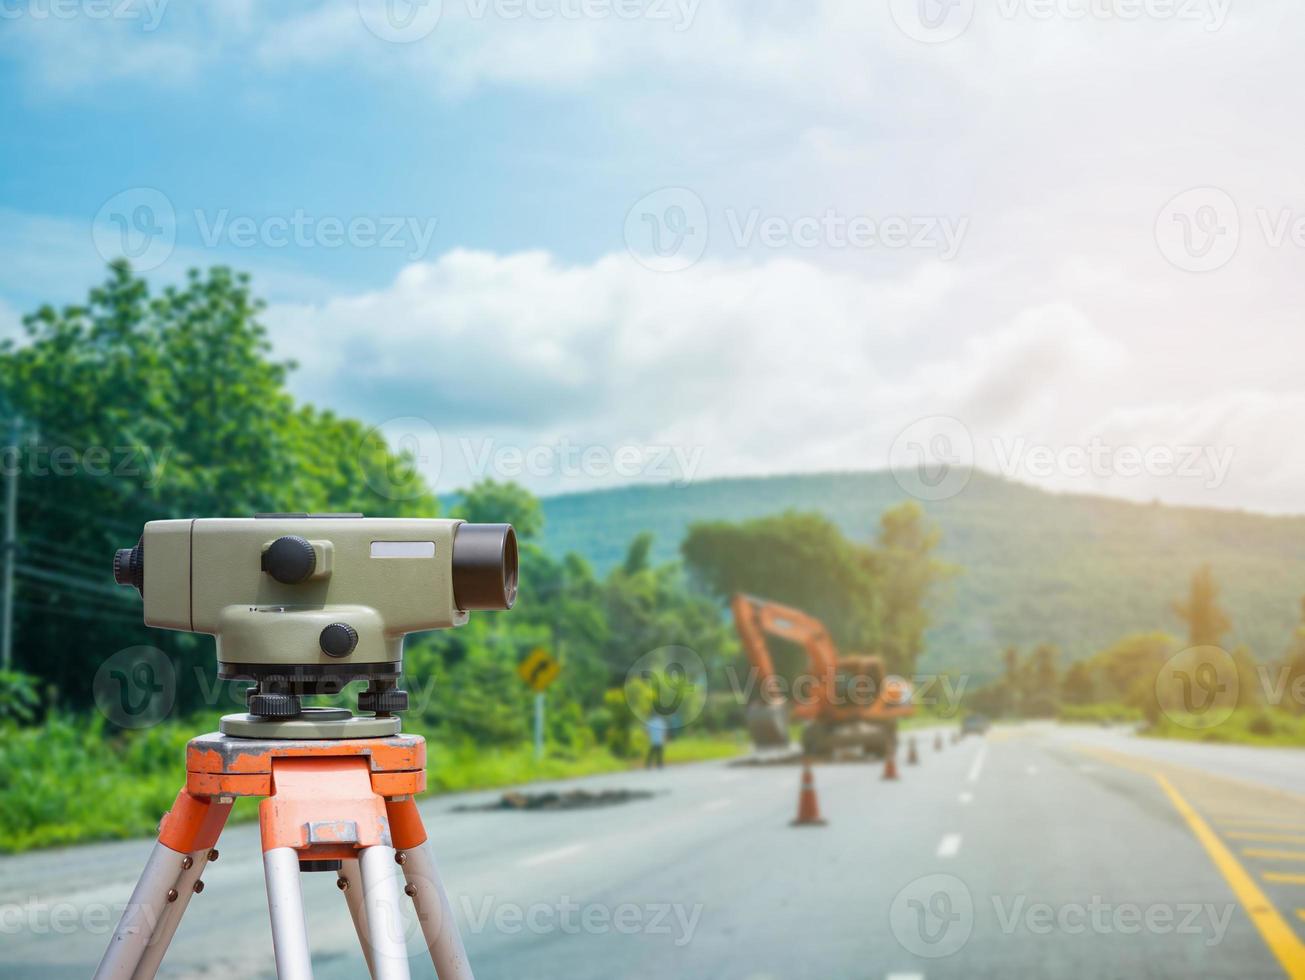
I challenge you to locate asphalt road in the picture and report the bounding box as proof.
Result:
[4,724,1305,979]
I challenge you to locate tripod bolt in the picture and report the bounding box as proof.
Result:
[336,877,349,892]
[405,883,417,898]
[166,889,179,903]
[394,851,407,865]
[208,849,219,862]
[181,856,194,870]
[193,880,205,894]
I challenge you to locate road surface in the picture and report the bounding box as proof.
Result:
[4,724,1305,979]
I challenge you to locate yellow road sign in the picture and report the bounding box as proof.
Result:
[517,647,561,692]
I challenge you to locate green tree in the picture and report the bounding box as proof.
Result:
[1171,564,1232,649]
[0,263,434,708]
[454,479,543,540]
[875,501,953,674]
[1060,659,1096,706]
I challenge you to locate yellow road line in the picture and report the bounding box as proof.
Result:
[1228,833,1305,844]
[1266,873,1305,886]
[1244,850,1305,863]
[1298,910,1305,924]
[1154,774,1305,978]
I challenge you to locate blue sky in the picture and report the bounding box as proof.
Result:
[2,1,1303,511]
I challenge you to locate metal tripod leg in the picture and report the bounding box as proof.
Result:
[359,845,413,980]
[387,797,474,980]
[339,858,377,978]
[399,842,474,980]
[265,847,315,980]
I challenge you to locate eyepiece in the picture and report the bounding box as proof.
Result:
[114,539,144,594]
[452,523,518,611]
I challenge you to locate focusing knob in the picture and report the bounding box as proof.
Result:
[319,623,359,658]
[247,693,301,718]
[358,688,408,714]
[262,535,316,584]
[113,539,145,594]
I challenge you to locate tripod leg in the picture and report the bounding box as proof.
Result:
[388,799,475,980]
[358,845,413,980]
[95,790,231,980]
[264,847,315,980]
[338,858,377,979]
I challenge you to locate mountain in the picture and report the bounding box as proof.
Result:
[536,470,1305,677]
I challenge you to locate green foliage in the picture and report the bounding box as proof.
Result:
[452,479,543,539]
[537,471,1305,676]
[0,671,40,723]
[0,262,434,709]
[682,510,883,657]
[1171,563,1232,649]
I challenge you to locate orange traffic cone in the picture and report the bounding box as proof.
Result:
[882,745,900,781]
[907,737,920,766]
[791,761,827,827]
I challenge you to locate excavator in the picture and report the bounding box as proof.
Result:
[730,593,913,758]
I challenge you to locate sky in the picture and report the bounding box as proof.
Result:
[2,0,1303,511]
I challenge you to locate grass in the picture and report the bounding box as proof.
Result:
[1143,707,1305,747]
[0,715,745,854]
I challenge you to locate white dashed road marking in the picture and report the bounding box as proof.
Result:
[967,744,987,784]
[519,843,587,868]
[936,834,962,858]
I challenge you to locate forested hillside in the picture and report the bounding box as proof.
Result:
[538,472,1305,677]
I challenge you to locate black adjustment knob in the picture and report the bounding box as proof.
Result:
[358,688,408,714]
[262,535,316,584]
[114,539,145,594]
[248,693,301,718]
[319,623,359,658]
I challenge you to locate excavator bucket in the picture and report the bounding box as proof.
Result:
[746,702,791,748]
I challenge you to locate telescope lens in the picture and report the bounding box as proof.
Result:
[452,523,518,611]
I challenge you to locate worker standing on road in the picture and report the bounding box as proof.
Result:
[645,713,668,769]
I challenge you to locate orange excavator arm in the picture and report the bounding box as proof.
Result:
[730,593,840,700]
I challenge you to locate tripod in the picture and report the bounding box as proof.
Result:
[93,729,473,980]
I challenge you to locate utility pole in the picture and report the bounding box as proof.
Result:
[1,415,19,672]
[534,692,545,761]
